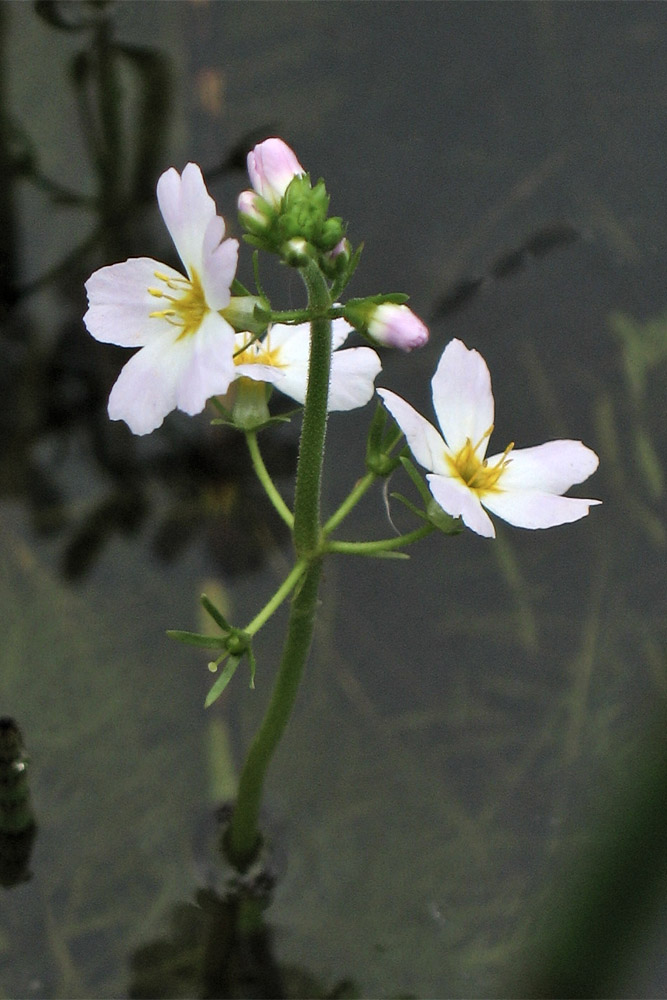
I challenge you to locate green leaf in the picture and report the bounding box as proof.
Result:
[205,656,241,708]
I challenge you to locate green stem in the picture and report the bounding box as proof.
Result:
[323,471,377,536]
[268,305,345,324]
[292,262,333,556]
[224,559,322,870]
[244,559,308,636]
[325,522,434,556]
[245,431,293,528]
[224,261,333,871]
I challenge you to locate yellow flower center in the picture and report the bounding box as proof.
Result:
[446,425,514,494]
[148,269,208,339]
[232,331,285,368]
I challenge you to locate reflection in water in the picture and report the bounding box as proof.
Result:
[130,803,357,999]
[128,886,358,1000]
[0,717,37,888]
[1,0,291,582]
[431,222,581,319]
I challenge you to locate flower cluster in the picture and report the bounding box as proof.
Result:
[84,136,599,538]
[84,139,426,435]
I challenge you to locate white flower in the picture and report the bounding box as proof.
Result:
[377,338,601,538]
[231,318,382,411]
[84,163,239,435]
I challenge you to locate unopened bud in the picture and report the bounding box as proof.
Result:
[282,237,313,268]
[220,296,271,336]
[345,300,429,351]
[367,303,429,351]
[237,190,270,232]
[246,137,305,208]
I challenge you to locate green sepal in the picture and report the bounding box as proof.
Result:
[397,458,462,535]
[209,388,299,433]
[359,549,410,560]
[166,630,227,649]
[201,593,231,631]
[390,492,428,520]
[345,292,410,328]
[212,410,299,432]
[205,656,242,708]
[399,456,432,505]
[425,499,462,535]
[329,241,363,300]
[246,646,257,690]
[230,278,252,296]
[366,404,405,476]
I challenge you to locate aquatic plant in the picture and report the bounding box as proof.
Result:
[83,136,601,882]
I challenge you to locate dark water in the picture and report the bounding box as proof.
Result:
[1,2,665,997]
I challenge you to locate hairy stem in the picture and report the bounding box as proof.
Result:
[223,261,332,871]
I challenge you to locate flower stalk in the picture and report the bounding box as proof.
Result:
[223,258,333,871]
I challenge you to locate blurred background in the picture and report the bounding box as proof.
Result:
[0,2,665,996]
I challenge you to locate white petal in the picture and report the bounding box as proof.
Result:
[377,389,450,475]
[84,257,182,347]
[327,347,382,410]
[431,339,494,455]
[482,490,602,529]
[491,440,600,494]
[427,474,496,537]
[331,317,354,350]
[200,216,238,311]
[107,331,191,434]
[264,321,309,359]
[157,163,217,276]
[269,360,309,404]
[175,311,236,415]
[233,363,286,385]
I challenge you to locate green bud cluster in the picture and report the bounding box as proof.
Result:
[241,174,347,269]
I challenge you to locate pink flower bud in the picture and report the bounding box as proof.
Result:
[246,138,305,208]
[237,189,267,224]
[328,238,349,259]
[368,303,429,351]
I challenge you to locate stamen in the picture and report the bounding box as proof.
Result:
[152,270,188,288]
[472,424,494,454]
[447,426,513,494]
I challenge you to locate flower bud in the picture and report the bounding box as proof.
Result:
[226,377,271,431]
[367,303,429,351]
[237,190,269,230]
[345,300,429,351]
[281,237,314,268]
[320,238,351,279]
[220,295,271,336]
[246,138,305,208]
